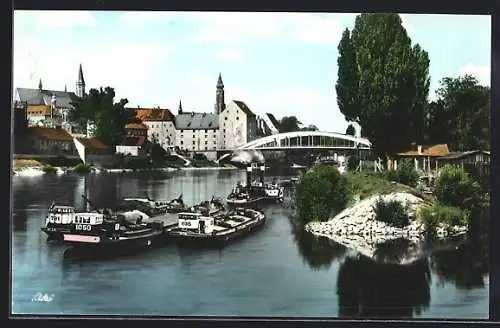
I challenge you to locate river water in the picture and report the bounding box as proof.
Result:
[11,170,489,318]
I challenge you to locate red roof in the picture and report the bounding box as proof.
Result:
[135,108,175,122]
[125,123,148,130]
[27,127,73,141]
[76,137,108,149]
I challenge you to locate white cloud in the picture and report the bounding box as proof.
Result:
[214,48,241,61]
[180,12,343,45]
[459,63,491,86]
[34,11,97,28]
[13,34,173,105]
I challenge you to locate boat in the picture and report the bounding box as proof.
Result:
[117,194,186,215]
[168,207,266,246]
[62,208,165,254]
[188,196,226,216]
[40,200,112,241]
[227,164,284,206]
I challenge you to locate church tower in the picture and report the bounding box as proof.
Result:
[178,99,183,114]
[214,73,226,115]
[76,64,86,98]
[38,78,43,90]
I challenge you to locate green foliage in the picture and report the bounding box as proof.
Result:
[336,14,430,158]
[294,165,349,224]
[69,87,138,147]
[434,165,482,209]
[373,198,410,228]
[150,143,167,164]
[44,155,82,167]
[72,163,91,174]
[394,159,419,187]
[345,124,356,136]
[419,202,469,233]
[279,116,302,132]
[426,75,490,150]
[42,165,57,174]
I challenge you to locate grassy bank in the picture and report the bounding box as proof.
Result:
[345,171,432,205]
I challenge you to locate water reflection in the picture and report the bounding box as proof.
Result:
[13,210,28,232]
[291,224,347,271]
[429,208,489,290]
[336,255,431,318]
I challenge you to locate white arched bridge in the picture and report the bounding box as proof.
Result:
[235,131,371,151]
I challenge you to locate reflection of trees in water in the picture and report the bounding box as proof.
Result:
[337,255,431,318]
[429,208,489,290]
[291,222,347,271]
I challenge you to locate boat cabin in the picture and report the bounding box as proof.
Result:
[46,205,76,225]
[177,212,215,234]
[72,213,105,225]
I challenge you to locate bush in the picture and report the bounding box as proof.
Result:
[434,165,482,209]
[373,198,410,228]
[418,202,469,232]
[72,163,91,174]
[393,159,419,187]
[42,165,57,174]
[45,155,81,167]
[294,164,349,224]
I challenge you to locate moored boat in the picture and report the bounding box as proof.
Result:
[62,210,165,254]
[188,196,226,216]
[227,165,284,206]
[118,194,185,215]
[168,207,266,247]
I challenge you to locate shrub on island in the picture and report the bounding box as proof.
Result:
[373,198,411,228]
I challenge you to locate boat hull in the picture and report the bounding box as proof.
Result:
[41,226,72,241]
[169,214,266,248]
[63,230,165,255]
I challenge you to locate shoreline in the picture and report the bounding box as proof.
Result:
[12,165,240,177]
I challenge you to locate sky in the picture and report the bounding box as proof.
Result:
[12,11,491,133]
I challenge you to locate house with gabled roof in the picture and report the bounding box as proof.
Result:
[134,106,176,151]
[25,126,77,155]
[116,122,151,156]
[74,137,116,167]
[218,100,258,150]
[396,144,450,173]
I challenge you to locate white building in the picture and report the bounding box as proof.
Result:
[174,112,219,159]
[218,100,259,150]
[135,107,176,151]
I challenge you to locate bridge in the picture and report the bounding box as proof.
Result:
[235,131,371,151]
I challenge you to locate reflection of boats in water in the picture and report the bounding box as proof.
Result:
[227,165,284,206]
[168,207,266,247]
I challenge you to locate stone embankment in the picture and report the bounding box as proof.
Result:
[304,192,468,264]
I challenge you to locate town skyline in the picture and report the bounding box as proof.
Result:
[13,11,491,133]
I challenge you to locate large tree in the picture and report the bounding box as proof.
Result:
[336,14,430,158]
[427,75,490,151]
[70,87,138,147]
[279,116,302,132]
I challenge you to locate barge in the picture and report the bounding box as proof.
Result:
[168,207,266,247]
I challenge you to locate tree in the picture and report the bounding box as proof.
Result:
[294,165,349,224]
[70,87,139,147]
[301,124,319,131]
[345,124,356,136]
[279,116,302,132]
[336,14,430,159]
[427,75,490,150]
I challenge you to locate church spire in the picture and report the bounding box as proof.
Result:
[178,99,183,114]
[76,63,86,98]
[64,85,67,93]
[217,72,224,88]
[38,78,43,90]
[215,73,225,115]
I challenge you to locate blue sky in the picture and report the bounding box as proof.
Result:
[13,11,491,133]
